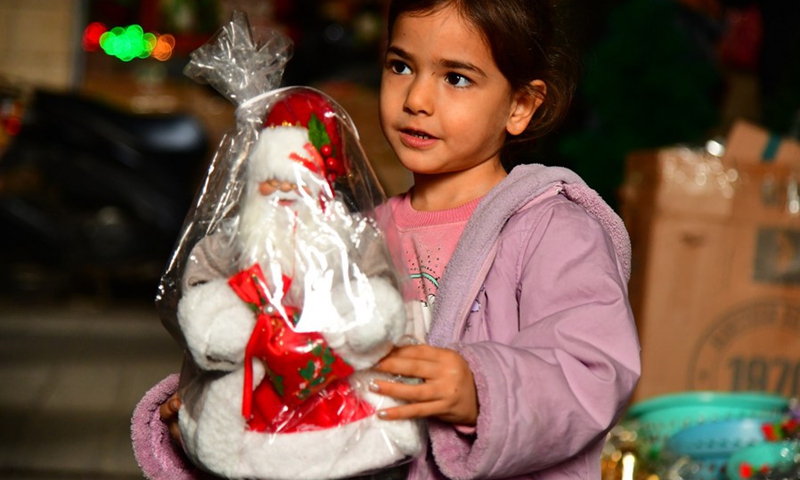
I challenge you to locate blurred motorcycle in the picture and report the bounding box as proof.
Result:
[0,83,209,297]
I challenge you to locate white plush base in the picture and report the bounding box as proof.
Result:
[180,367,422,480]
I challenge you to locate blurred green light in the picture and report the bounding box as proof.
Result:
[91,22,174,62]
[142,32,157,57]
[98,23,158,62]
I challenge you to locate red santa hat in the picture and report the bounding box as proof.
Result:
[248,89,347,192]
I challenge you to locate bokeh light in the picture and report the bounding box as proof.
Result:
[83,22,174,62]
[82,21,107,52]
[152,34,176,61]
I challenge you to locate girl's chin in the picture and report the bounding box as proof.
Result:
[395,154,429,171]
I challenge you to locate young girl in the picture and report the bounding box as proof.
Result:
[359,1,641,478]
[136,0,641,479]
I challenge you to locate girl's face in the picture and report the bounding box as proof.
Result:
[380,5,536,180]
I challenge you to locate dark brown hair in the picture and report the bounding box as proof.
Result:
[387,0,577,170]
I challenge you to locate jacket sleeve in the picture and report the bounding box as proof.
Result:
[131,374,218,480]
[429,199,641,479]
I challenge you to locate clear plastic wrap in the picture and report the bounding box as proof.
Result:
[155,12,423,480]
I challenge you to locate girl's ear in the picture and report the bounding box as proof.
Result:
[506,80,546,136]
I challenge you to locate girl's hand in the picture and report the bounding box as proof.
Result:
[371,344,478,425]
[159,392,183,444]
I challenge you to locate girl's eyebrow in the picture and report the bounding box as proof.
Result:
[386,45,487,78]
[386,45,410,59]
[440,59,487,78]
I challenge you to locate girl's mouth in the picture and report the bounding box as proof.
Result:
[399,128,438,148]
[404,128,433,139]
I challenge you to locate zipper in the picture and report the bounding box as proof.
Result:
[451,242,499,341]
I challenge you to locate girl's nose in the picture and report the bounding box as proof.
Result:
[404,77,433,115]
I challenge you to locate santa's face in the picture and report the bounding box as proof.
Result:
[237,171,343,281]
[257,178,313,207]
[247,126,333,208]
[236,126,347,292]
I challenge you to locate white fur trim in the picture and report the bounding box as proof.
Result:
[249,126,327,197]
[180,367,422,480]
[177,279,256,371]
[325,276,406,370]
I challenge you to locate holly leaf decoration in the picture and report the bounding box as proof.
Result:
[310,376,326,388]
[266,367,285,397]
[321,347,335,374]
[299,359,317,381]
[307,113,331,154]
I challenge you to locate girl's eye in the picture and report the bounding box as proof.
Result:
[388,60,411,75]
[445,72,472,88]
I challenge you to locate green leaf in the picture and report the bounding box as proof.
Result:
[267,368,284,397]
[322,347,335,364]
[299,360,316,381]
[310,376,326,387]
[307,114,331,153]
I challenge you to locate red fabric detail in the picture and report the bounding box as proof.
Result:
[286,143,326,176]
[229,264,373,433]
[262,89,346,187]
[264,90,340,153]
[247,378,375,433]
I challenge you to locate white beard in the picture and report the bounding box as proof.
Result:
[236,188,353,305]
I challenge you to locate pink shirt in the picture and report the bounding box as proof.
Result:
[387,192,481,341]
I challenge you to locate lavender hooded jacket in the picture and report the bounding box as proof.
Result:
[131,164,641,480]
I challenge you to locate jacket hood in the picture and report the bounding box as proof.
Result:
[428,164,631,347]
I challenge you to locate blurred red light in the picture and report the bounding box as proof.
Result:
[83,22,108,52]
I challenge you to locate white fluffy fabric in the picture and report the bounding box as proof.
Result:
[249,126,329,197]
[177,279,257,372]
[179,366,422,480]
[236,187,310,292]
[177,264,421,478]
[323,276,407,370]
[177,275,420,479]
[237,149,348,300]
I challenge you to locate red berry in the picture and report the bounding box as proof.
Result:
[325,157,338,170]
[321,144,333,157]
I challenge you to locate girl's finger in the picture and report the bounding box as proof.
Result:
[384,344,445,361]
[374,356,438,379]
[377,401,443,421]
[371,379,436,403]
[159,402,173,421]
[168,420,183,443]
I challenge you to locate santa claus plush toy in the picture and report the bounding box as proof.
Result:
[174,88,422,480]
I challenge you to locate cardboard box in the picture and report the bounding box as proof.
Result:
[723,119,800,165]
[622,143,800,402]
